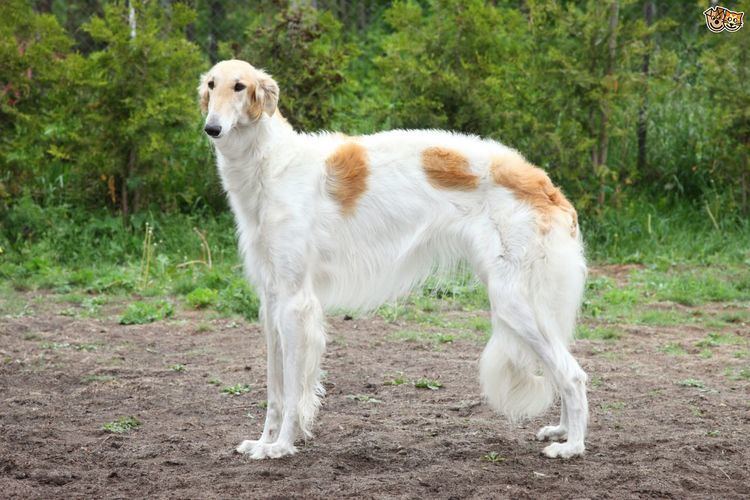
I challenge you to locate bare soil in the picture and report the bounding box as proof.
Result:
[1,287,749,499]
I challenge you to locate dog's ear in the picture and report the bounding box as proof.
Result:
[247,72,279,120]
[198,73,210,114]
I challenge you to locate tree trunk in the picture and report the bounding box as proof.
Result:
[207,0,225,63]
[121,148,137,221]
[596,0,619,206]
[637,0,655,175]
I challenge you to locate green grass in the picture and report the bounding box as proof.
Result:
[576,325,622,341]
[221,383,251,396]
[695,332,743,348]
[413,377,443,390]
[660,342,687,356]
[482,451,506,463]
[384,372,409,386]
[346,394,382,403]
[102,416,141,433]
[119,300,174,325]
[185,287,218,309]
[677,378,706,389]
[388,329,456,345]
[1,202,748,355]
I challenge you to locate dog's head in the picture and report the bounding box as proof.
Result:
[198,59,279,139]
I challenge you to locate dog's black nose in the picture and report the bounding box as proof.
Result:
[204,124,222,137]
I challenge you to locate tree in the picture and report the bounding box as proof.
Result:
[80,0,209,216]
[229,2,356,131]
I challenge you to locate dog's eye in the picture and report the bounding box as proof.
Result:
[208,81,214,90]
[234,83,246,92]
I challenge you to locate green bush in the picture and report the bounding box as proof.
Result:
[186,287,219,309]
[119,300,174,325]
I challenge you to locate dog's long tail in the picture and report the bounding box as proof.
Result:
[479,216,586,421]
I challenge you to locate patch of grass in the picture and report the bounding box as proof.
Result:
[169,363,186,372]
[185,287,218,309]
[346,394,382,403]
[724,367,750,381]
[699,348,713,359]
[414,377,443,390]
[207,378,222,386]
[464,316,491,334]
[102,416,141,433]
[384,372,408,386]
[634,308,693,326]
[221,383,251,396]
[660,342,687,356]
[695,332,743,348]
[482,451,506,463]
[733,349,749,359]
[22,332,43,341]
[119,300,174,325]
[576,325,622,341]
[677,378,705,389]
[706,430,720,437]
[388,329,457,345]
[636,268,750,306]
[599,401,626,411]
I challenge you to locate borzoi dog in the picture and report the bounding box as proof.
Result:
[199,60,588,460]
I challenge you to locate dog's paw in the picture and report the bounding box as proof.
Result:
[536,425,567,442]
[248,441,298,460]
[236,439,261,454]
[542,441,584,459]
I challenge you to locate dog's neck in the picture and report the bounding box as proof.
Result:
[212,110,296,194]
[214,110,294,163]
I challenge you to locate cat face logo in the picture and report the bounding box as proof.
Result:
[704,6,745,32]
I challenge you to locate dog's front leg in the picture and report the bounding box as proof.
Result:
[245,285,326,459]
[237,293,284,454]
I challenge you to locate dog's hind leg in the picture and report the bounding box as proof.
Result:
[237,292,284,454]
[247,284,326,459]
[481,261,588,459]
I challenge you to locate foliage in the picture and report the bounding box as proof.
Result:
[226,2,356,131]
[1,0,748,216]
[102,416,141,433]
[221,383,251,396]
[119,300,174,325]
[185,287,218,309]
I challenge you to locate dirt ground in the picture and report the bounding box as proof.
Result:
[1,284,749,499]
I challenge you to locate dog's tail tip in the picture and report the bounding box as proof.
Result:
[479,335,556,421]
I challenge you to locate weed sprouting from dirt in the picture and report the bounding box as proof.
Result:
[660,342,687,356]
[482,452,506,464]
[414,378,443,390]
[119,300,174,325]
[102,416,141,433]
[677,378,706,389]
[384,372,408,386]
[221,383,251,396]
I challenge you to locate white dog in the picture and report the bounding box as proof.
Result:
[199,60,588,460]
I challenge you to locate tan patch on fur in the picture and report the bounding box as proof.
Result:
[491,154,578,236]
[421,147,479,191]
[326,142,369,215]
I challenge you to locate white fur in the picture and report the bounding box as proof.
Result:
[201,60,589,460]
